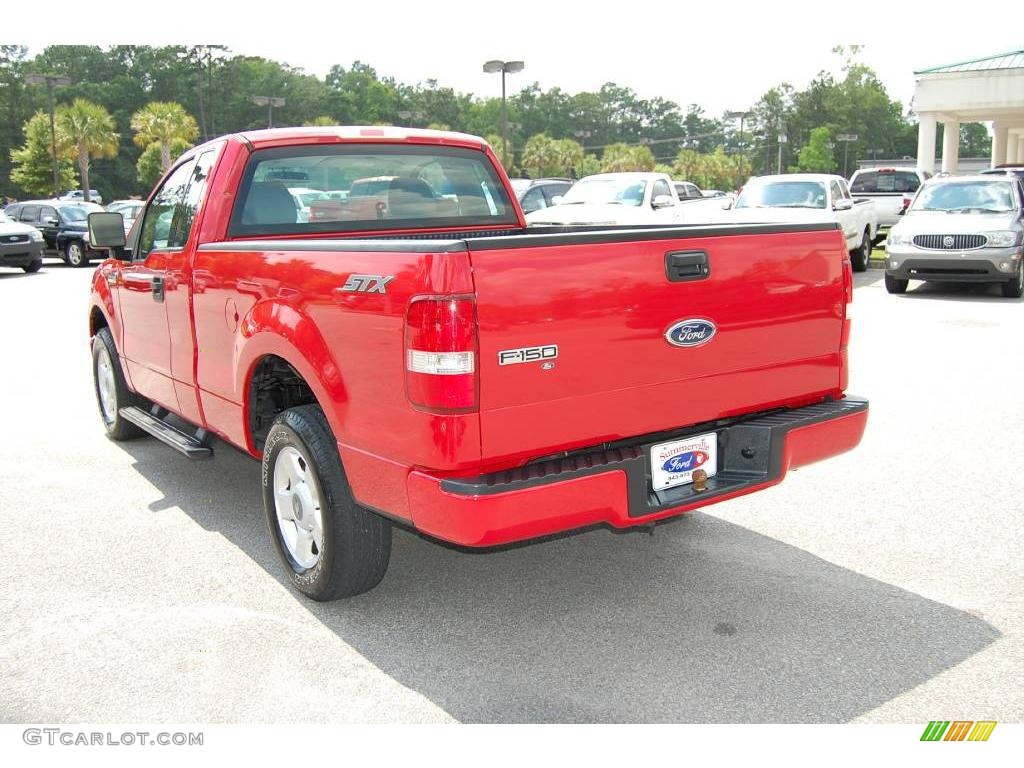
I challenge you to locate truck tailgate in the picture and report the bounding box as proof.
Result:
[468,224,848,465]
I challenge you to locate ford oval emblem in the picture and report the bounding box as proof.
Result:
[661,450,709,473]
[665,318,716,348]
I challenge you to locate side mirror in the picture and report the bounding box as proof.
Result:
[43,216,59,226]
[720,200,733,210]
[88,211,127,250]
[652,194,675,209]
[833,198,854,211]
[550,195,563,205]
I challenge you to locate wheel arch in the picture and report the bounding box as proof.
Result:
[237,301,349,456]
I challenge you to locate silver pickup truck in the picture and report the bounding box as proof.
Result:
[884,174,1024,298]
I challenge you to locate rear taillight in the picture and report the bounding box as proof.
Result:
[901,195,912,212]
[841,257,852,349]
[405,296,478,413]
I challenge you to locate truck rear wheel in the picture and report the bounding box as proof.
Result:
[262,404,391,601]
[92,327,147,440]
[851,230,871,272]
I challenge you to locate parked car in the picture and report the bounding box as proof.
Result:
[4,199,104,266]
[884,174,1024,297]
[699,189,729,198]
[0,210,44,273]
[85,126,866,601]
[509,178,573,215]
[60,189,103,205]
[979,165,1024,182]
[106,200,145,236]
[525,172,724,226]
[849,167,930,237]
[721,174,879,271]
[674,181,704,200]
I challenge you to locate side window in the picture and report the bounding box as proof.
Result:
[39,206,57,224]
[830,181,844,204]
[20,205,40,224]
[542,183,569,205]
[520,187,547,214]
[136,158,198,260]
[172,150,217,248]
[651,179,672,201]
[837,179,851,200]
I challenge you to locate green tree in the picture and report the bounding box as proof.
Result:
[578,154,602,177]
[520,133,583,178]
[794,126,836,173]
[56,98,119,202]
[9,110,78,196]
[130,101,199,172]
[600,143,655,172]
[960,123,991,158]
[136,137,193,188]
[304,116,336,126]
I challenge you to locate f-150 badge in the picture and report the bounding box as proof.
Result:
[498,345,558,366]
[341,274,394,294]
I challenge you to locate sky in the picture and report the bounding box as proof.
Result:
[20,0,1024,119]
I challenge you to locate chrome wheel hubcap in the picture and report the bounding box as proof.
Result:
[96,348,117,422]
[273,446,324,570]
[68,244,82,264]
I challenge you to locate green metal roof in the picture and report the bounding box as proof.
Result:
[915,49,1024,75]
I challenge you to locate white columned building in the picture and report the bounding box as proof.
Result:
[912,50,1024,174]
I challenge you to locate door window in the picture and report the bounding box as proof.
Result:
[136,159,198,260]
[651,179,672,202]
[39,206,57,224]
[20,205,40,224]
[542,183,570,204]
[174,150,217,248]
[520,186,547,214]
[830,181,844,204]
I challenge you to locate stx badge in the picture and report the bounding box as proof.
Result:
[341,274,394,294]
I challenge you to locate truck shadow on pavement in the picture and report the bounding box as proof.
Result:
[122,439,999,723]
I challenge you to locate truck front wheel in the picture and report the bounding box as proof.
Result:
[92,327,147,440]
[262,405,391,600]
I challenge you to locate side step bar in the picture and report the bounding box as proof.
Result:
[119,405,213,459]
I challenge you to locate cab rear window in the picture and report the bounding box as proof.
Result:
[229,144,517,236]
[850,170,921,194]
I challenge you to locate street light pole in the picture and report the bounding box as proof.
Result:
[724,110,754,190]
[26,74,72,197]
[483,60,524,170]
[836,133,858,177]
[252,96,286,129]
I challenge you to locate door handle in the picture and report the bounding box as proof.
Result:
[665,250,710,282]
[152,275,165,303]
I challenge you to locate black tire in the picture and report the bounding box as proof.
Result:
[92,326,146,440]
[1001,263,1024,298]
[22,258,42,273]
[262,404,391,600]
[851,229,871,272]
[65,240,88,267]
[885,273,908,294]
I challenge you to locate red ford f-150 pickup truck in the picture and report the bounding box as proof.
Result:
[87,126,868,601]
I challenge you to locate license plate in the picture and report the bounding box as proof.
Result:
[650,432,718,491]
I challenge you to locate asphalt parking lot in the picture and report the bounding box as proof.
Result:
[1,258,1021,724]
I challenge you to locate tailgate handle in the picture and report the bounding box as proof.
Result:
[665,250,710,282]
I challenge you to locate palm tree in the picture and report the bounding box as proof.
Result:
[56,99,119,203]
[131,102,199,172]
